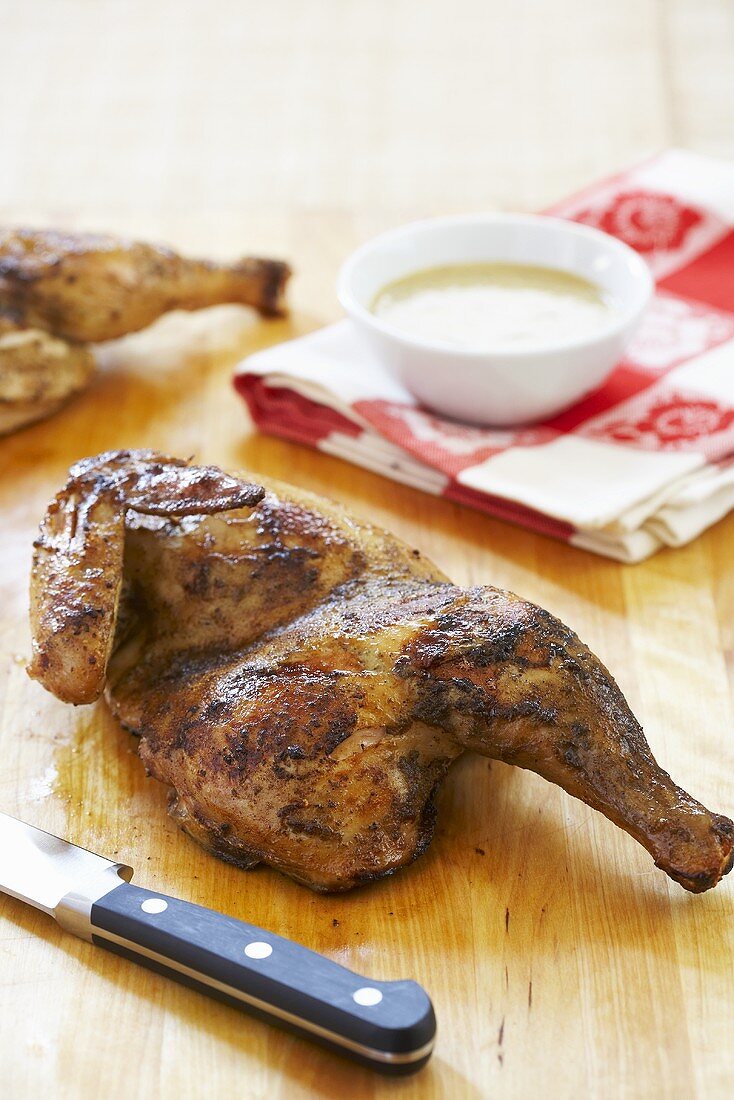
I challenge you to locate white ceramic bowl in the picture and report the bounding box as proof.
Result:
[337,213,653,426]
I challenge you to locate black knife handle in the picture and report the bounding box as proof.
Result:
[90,882,435,1074]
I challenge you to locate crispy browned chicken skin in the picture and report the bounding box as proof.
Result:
[0,228,290,434]
[0,228,290,341]
[29,451,734,894]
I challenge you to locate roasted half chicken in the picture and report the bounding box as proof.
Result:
[29,451,734,894]
[0,228,290,434]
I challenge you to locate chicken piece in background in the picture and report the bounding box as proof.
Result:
[0,310,95,435]
[0,228,290,435]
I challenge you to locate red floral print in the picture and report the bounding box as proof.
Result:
[602,396,734,448]
[576,191,703,254]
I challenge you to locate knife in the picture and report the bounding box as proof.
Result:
[0,811,435,1074]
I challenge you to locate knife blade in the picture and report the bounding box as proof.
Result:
[0,812,435,1073]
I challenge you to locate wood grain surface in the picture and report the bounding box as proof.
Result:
[1,2,733,1098]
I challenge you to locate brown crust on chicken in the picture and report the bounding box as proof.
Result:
[29,451,265,705]
[28,451,734,894]
[0,228,291,342]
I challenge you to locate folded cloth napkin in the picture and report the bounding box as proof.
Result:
[235,150,734,562]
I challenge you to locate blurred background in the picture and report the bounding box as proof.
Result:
[3,0,732,318]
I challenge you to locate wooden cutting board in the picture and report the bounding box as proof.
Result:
[1,283,733,1099]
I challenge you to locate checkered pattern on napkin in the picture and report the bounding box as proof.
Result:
[234,150,734,561]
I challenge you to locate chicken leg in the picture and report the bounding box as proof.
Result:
[0,228,290,343]
[28,451,734,894]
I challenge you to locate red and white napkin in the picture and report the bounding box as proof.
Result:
[235,150,734,561]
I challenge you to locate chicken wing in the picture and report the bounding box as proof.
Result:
[0,228,290,342]
[28,451,734,894]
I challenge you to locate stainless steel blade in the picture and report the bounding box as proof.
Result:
[0,811,132,936]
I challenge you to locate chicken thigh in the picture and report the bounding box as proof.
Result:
[29,451,734,894]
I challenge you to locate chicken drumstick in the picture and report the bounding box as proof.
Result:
[0,227,290,342]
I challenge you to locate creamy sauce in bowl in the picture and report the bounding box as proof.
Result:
[371,262,617,350]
